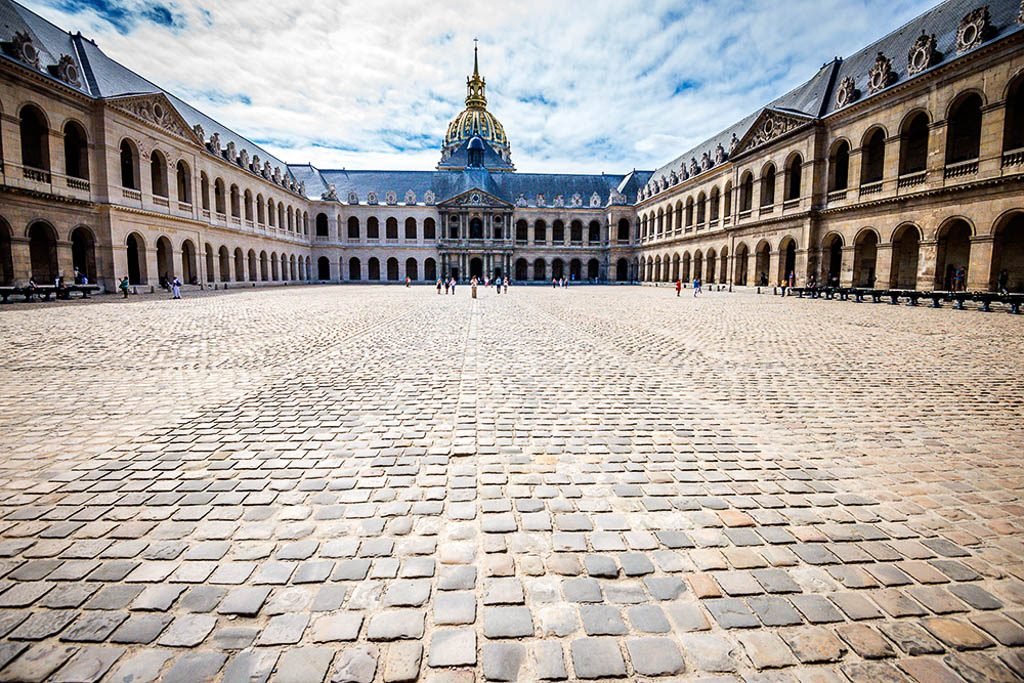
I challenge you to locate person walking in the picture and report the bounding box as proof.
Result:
[436,278,442,294]
[494,276,503,294]
[998,269,1009,295]
[119,276,130,299]
[503,278,509,294]
[693,276,701,297]
[450,277,456,295]
[471,276,478,299]
[171,276,182,299]
[405,276,411,288]
[675,278,682,297]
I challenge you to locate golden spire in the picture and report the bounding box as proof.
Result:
[465,39,487,109]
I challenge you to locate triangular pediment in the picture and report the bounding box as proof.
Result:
[105,93,202,145]
[733,108,814,156]
[439,188,511,209]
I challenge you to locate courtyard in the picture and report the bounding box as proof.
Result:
[0,284,1022,682]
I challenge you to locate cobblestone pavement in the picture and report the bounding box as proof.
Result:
[0,284,1022,682]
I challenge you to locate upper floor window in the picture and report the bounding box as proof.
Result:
[19,105,49,172]
[946,93,983,165]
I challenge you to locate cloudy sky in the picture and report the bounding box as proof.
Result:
[27,0,935,173]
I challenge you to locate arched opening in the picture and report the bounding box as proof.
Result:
[734,243,749,285]
[233,248,245,281]
[469,257,483,279]
[368,258,381,280]
[469,218,483,240]
[616,257,628,281]
[889,224,921,289]
[201,173,210,210]
[156,236,174,286]
[406,258,418,281]
[671,253,680,281]
[860,128,886,185]
[755,242,770,285]
[587,258,600,280]
[316,213,329,238]
[126,233,146,285]
[617,218,630,242]
[367,217,380,239]
[991,213,1024,291]
[176,161,191,204]
[386,217,398,240]
[19,105,49,173]
[533,258,546,281]
[935,219,973,290]
[569,258,582,280]
[551,259,564,280]
[570,221,583,243]
[553,220,572,244]
[693,251,704,281]
[0,220,14,285]
[821,233,844,285]
[214,179,226,214]
[1004,76,1024,153]
[278,205,285,229]
[63,120,88,180]
[218,246,231,282]
[349,257,361,281]
[706,248,717,283]
[386,257,399,281]
[270,253,279,281]
[760,164,776,207]
[778,238,797,284]
[246,250,257,281]
[424,218,436,240]
[318,256,330,281]
[785,155,802,201]
[684,200,693,228]
[696,193,707,226]
[424,258,437,281]
[448,216,459,239]
[829,140,850,191]
[405,217,417,240]
[534,220,547,244]
[120,139,139,189]
[853,230,878,287]
[681,253,691,282]
[739,173,754,212]
[150,150,168,198]
[515,220,528,243]
[259,250,268,282]
[723,182,733,217]
[230,185,240,218]
[719,248,729,283]
[70,226,96,282]
[205,244,215,282]
[945,93,983,165]
[244,191,253,221]
[899,112,930,175]
[709,188,720,222]
[347,217,360,239]
[515,258,528,281]
[588,221,600,243]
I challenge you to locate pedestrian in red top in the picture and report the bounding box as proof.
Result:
[675,278,682,297]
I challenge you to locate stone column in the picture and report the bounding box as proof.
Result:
[794,249,809,287]
[979,103,1006,176]
[145,245,159,287]
[916,240,938,290]
[768,252,781,286]
[840,246,856,287]
[968,236,995,291]
[848,149,863,191]
[11,237,31,283]
[927,121,948,189]
[874,244,893,288]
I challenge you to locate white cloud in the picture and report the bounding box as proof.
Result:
[26,0,934,173]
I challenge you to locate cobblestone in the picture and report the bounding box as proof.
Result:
[0,285,1022,681]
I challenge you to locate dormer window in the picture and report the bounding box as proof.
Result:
[467,136,485,167]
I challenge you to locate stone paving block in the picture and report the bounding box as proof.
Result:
[679,633,739,672]
[60,611,128,642]
[428,629,476,667]
[220,650,278,683]
[157,614,216,647]
[482,642,525,682]
[921,616,994,650]
[383,642,422,683]
[782,626,847,663]
[836,622,896,659]
[569,637,626,679]
[483,606,533,638]
[626,637,685,676]
[737,631,798,669]
[51,645,125,683]
[104,649,172,683]
[433,591,476,625]
[367,610,425,641]
[162,651,227,683]
[310,612,364,642]
[329,645,378,683]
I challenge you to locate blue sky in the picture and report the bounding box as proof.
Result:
[27,0,936,173]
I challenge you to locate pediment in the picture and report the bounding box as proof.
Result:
[439,188,511,209]
[733,108,814,156]
[106,93,202,145]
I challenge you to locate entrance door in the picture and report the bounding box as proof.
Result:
[470,258,483,279]
[450,267,460,281]
[493,266,503,279]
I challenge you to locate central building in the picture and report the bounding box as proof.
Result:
[292,48,648,284]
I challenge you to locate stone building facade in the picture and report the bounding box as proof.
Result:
[0,0,1022,293]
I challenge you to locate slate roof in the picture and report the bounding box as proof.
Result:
[648,0,1023,185]
[0,0,295,176]
[301,167,640,208]
[438,136,515,172]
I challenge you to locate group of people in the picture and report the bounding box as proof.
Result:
[551,277,571,288]
[116,274,182,299]
[674,277,703,297]
[434,276,512,295]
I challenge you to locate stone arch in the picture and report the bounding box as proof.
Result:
[405,217,417,240]
[889,223,921,289]
[852,228,879,287]
[534,219,547,244]
[347,216,360,239]
[120,138,140,189]
[760,162,776,207]
[233,247,245,281]
[551,258,564,280]
[386,217,399,240]
[738,171,754,212]
[368,257,381,281]
[156,235,175,284]
[515,258,528,281]
[681,252,691,282]
[821,232,845,285]
[754,240,771,285]
[214,178,226,214]
[386,257,399,281]
[569,257,582,280]
[616,257,628,282]
[860,126,887,185]
[126,232,147,285]
[218,245,230,282]
[828,138,852,191]
[784,153,803,201]
[1003,73,1024,153]
[991,211,1024,292]
[706,248,717,283]
[0,217,13,285]
[533,258,546,281]
[424,258,437,282]
[405,257,418,281]
[367,217,380,239]
[777,236,797,283]
[18,103,50,173]
[671,252,680,281]
[270,252,279,281]
[424,218,437,240]
[587,258,600,280]
[945,91,984,165]
[349,257,361,281]
[176,161,192,204]
[150,148,168,198]
[317,256,330,281]
[259,249,268,282]
[70,225,96,282]
[316,212,329,237]
[935,217,974,289]
[898,109,931,175]
[62,119,88,180]
[734,242,749,285]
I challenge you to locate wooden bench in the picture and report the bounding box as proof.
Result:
[0,284,99,303]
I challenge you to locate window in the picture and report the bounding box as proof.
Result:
[760,164,776,206]
[19,105,49,172]
[785,155,802,200]
[176,161,191,203]
[120,139,138,189]
[860,129,885,184]
[899,113,930,175]
[424,218,436,240]
[150,150,168,197]
[946,93,983,165]
[405,217,417,240]
[63,121,88,180]
[347,216,360,239]
[829,141,850,191]
[367,217,380,239]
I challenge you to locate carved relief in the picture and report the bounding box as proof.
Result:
[322,184,338,201]
[867,52,895,93]
[536,194,546,207]
[609,188,625,206]
[239,149,249,169]
[209,132,222,155]
[907,32,938,75]
[263,161,272,179]
[570,193,582,207]
[689,157,699,176]
[49,54,81,87]
[404,190,417,205]
[669,171,678,185]
[835,76,859,108]
[700,152,712,171]
[590,192,601,207]
[424,190,436,205]
[367,191,378,205]
[515,194,528,207]
[729,133,740,154]
[715,144,727,165]
[736,110,809,154]
[225,141,236,163]
[957,7,990,53]
[347,191,360,204]
[111,96,194,140]
[5,31,40,69]
[553,194,565,208]
[385,190,398,205]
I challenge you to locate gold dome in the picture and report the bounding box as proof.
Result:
[440,44,512,165]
